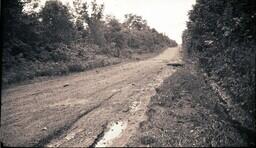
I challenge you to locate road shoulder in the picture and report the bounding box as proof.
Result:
[127,57,255,147]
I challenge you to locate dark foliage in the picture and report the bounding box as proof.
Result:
[182,0,256,116]
[40,0,76,43]
[2,0,177,85]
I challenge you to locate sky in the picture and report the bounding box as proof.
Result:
[33,0,196,44]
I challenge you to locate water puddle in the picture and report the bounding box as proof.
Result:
[95,121,127,147]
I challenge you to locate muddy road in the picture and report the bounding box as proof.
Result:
[0,47,182,147]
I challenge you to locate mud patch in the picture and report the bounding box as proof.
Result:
[95,121,127,147]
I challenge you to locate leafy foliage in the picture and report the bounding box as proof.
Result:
[182,0,256,113]
[2,0,177,85]
[40,0,76,43]
[73,0,106,46]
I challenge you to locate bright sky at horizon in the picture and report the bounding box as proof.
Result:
[35,0,196,44]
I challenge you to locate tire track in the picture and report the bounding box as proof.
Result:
[33,90,121,147]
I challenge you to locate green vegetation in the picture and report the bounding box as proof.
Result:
[182,0,255,118]
[2,0,177,85]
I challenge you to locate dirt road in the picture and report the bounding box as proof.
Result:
[0,47,182,147]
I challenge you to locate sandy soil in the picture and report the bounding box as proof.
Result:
[0,47,182,147]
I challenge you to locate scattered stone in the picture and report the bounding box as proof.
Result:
[63,83,69,87]
[167,63,184,67]
[42,127,47,131]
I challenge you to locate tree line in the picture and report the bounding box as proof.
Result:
[182,0,255,115]
[1,0,177,85]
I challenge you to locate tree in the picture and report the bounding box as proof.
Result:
[124,14,148,31]
[40,0,75,43]
[105,17,124,47]
[2,0,24,43]
[183,0,256,116]
[73,0,106,47]
[2,0,41,62]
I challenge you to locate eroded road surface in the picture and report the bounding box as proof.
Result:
[0,47,182,147]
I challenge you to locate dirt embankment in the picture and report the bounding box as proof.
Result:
[127,55,255,147]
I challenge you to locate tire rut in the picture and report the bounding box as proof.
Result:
[33,90,121,147]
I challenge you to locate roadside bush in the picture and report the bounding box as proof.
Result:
[2,0,177,86]
[182,0,255,113]
[68,63,85,72]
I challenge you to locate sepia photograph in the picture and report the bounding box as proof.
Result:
[0,0,255,147]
